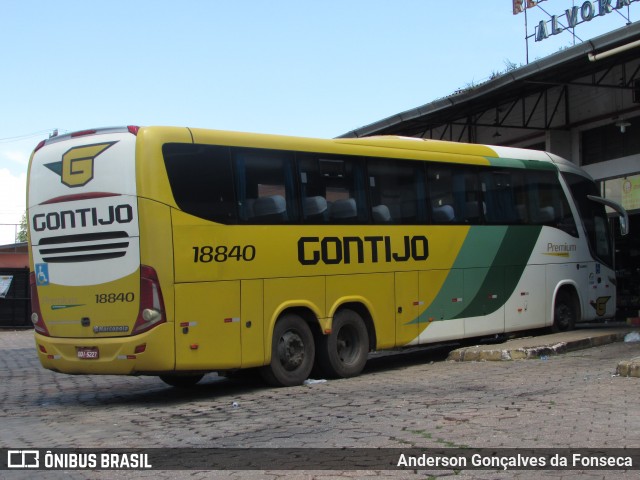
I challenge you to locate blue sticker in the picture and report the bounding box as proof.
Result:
[35,264,49,286]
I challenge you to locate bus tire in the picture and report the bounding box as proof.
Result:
[260,314,315,387]
[318,308,368,378]
[552,290,577,332]
[159,374,204,388]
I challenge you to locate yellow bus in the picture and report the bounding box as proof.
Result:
[27,126,627,387]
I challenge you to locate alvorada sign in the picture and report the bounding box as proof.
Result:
[535,0,638,42]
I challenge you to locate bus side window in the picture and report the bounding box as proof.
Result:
[298,154,368,224]
[162,143,237,224]
[427,165,480,224]
[367,158,427,224]
[481,170,521,224]
[428,165,455,223]
[526,171,578,237]
[457,169,481,224]
[233,148,298,224]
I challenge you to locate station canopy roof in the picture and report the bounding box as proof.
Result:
[339,22,640,142]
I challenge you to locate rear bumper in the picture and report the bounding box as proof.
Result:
[34,323,174,375]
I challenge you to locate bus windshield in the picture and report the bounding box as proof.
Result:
[562,172,614,268]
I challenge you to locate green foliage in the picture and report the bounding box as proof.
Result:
[17,212,28,243]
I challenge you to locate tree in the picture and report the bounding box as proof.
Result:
[17,212,28,243]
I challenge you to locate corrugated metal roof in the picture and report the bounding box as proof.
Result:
[339,22,640,139]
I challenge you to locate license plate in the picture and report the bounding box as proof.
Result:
[77,347,99,360]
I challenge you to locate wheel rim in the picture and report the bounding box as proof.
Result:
[277,330,306,371]
[336,325,358,364]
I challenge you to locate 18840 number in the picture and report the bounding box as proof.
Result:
[95,292,135,303]
[193,245,256,263]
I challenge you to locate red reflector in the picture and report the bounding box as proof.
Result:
[134,344,147,354]
[34,139,46,153]
[190,344,199,350]
[127,125,140,135]
[38,344,47,353]
[126,355,137,360]
[71,129,97,138]
[47,355,55,360]
[40,192,120,205]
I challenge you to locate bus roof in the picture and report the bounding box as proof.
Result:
[35,126,586,176]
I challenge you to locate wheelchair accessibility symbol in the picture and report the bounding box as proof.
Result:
[36,264,49,286]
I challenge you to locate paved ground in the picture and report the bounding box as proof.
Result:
[0,325,639,480]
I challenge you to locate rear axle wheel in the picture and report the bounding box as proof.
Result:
[318,309,369,378]
[260,314,315,387]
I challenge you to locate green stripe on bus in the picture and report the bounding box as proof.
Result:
[411,227,506,324]
[456,225,542,319]
[411,225,542,324]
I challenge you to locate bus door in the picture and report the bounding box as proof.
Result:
[584,207,618,319]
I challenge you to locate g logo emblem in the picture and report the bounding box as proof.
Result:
[58,142,116,187]
[590,296,611,316]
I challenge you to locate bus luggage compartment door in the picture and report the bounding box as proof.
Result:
[395,271,420,347]
[174,281,241,370]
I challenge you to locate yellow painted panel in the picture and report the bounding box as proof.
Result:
[241,279,264,368]
[138,198,175,322]
[37,271,139,339]
[395,271,420,347]
[174,281,241,370]
[172,218,470,283]
[326,273,395,350]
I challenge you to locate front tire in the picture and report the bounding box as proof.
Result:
[552,290,577,332]
[317,309,369,378]
[260,314,315,387]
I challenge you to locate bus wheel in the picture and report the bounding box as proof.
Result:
[318,309,368,378]
[552,290,577,332]
[159,374,204,388]
[260,314,315,387]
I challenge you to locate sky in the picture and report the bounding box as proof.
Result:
[1,0,637,244]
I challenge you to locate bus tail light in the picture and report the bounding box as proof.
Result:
[133,266,166,335]
[29,272,50,336]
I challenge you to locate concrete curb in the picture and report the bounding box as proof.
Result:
[447,328,636,373]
